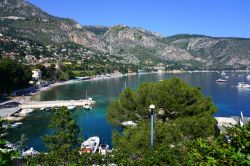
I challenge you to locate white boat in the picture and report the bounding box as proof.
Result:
[5,142,17,150]
[98,144,109,155]
[216,79,227,83]
[83,91,92,109]
[11,122,23,128]
[221,71,226,76]
[22,147,39,157]
[106,74,111,77]
[236,82,250,88]
[121,121,137,127]
[80,136,100,154]
[67,105,76,110]
[83,103,91,109]
[18,109,34,116]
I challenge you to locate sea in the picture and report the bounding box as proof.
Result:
[6,72,250,151]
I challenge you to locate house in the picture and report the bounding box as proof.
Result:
[32,69,42,80]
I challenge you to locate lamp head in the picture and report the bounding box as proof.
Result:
[149,104,155,110]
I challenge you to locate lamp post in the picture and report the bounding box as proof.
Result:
[149,104,155,147]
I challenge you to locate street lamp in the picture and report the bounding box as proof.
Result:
[149,104,155,147]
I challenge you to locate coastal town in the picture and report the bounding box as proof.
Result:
[1,0,250,165]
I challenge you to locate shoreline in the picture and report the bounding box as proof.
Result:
[11,70,250,103]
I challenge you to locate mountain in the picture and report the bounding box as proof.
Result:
[1,0,250,70]
[163,35,250,69]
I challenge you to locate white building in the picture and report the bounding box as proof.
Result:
[32,69,42,80]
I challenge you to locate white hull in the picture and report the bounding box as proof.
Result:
[67,105,76,110]
[236,82,250,88]
[80,136,100,154]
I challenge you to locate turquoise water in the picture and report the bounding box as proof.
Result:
[6,72,250,151]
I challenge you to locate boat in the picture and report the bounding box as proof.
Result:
[5,142,17,150]
[121,121,137,127]
[83,90,92,110]
[98,144,109,155]
[22,147,39,157]
[18,109,34,116]
[106,74,111,77]
[216,79,227,83]
[221,71,226,76]
[67,105,76,110]
[11,122,23,128]
[236,82,250,88]
[80,136,100,154]
[83,103,91,109]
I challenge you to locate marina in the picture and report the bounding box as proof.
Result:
[4,72,250,151]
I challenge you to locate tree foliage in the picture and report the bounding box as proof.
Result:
[186,122,250,165]
[0,59,32,96]
[107,77,216,126]
[107,78,218,164]
[28,107,82,165]
[0,118,18,166]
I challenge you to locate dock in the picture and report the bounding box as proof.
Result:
[0,99,96,121]
[21,99,95,109]
[0,106,21,118]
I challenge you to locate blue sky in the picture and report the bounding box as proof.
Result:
[28,0,250,38]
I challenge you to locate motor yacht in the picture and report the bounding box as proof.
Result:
[216,79,227,83]
[236,82,250,88]
[80,136,100,154]
[67,105,76,111]
[22,147,39,157]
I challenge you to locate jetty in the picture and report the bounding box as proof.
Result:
[0,99,96,121]
[21,99,95,109]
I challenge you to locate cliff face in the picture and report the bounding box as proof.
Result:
[1,0,250,69]
[166,35,250,69]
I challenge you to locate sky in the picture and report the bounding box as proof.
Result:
[27,0,250,38]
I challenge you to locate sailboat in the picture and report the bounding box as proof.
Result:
[83,90,91,110]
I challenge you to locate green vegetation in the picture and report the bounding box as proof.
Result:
[0,118,18,166]
[107,78,250,165]
[107,78,216,126]
[0,59,32,97]
[107,78,216,164]
[0,84,249,165]
[27,107,112,165]
[186,123,250,165]
[28,107,82,165]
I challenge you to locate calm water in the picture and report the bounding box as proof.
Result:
[6,72,250,151]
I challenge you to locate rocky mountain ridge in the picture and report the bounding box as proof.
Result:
[1,0,250,69]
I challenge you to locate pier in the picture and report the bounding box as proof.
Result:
[21,99,95,109]
[0,99,96,120]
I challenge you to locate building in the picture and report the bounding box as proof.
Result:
[32,69,42,80]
